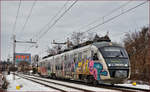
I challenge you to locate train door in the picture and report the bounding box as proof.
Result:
[52,56,55,75]
[73,53,78,79]
[61,55,64,77]
[42,61,47,76]
[47,61,51,77]
[64,54,69,78]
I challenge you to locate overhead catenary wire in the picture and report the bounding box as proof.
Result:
[82,1,148,34]
[33,0,78,54]
[62,1,132,39]
[36,1,147,57]
[31,0,70,41]
[26,0,78,52]
[37,0,78,40]
[10,0,36,55]
[23,0,72,52]
[18,0,37,36]
[8,0,21,59]
[74,1,131,34]
[24,1,147,57]
[12,0,22,35]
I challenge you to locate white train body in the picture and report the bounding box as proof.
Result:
[38,42,130,84]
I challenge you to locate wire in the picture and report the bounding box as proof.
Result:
[76,1,131,33]
[8,0,21,60]
[12,0,22,35]
[34,0,78,55]
[37,1,146,57]
[38,0,78,40]
[31,0,70,41]
[83,1,148,33]
[19,0,37,35]
[63,1,131,38]
[24,0,72,52]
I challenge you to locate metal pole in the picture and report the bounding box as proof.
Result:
[13,35,16,80]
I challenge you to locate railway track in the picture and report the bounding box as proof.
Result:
[32,74,149,92]
[17,74,117,92]
[17,73,149,92]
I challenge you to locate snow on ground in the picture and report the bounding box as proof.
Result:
[116,83,150,90]
[24,74,119,92]
[6,74,59,91]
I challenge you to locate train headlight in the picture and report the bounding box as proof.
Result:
[108,64,112,66]
[125,64,128,67]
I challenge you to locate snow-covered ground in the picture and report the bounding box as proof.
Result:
[116,80,150,90]
[6,73,150,91]
[116,83,150,90]
[6,74,118,92]
[22,74,118,92]
[6,74,59,91]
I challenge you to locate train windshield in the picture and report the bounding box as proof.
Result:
[99,46,128,58]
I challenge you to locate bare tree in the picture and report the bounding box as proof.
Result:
[87,32,95,41]
[31,55,39,67]
[123,26,150,82]
[71,32,86,45]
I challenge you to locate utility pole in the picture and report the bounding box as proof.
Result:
[12,34,36,80]
[13,35,16,80]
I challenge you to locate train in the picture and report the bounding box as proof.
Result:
[37,41,131,84]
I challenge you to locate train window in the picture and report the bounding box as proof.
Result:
[70,54,73,62]
[61,55,64,61]
[66,54,69,62]
[44,62,45,67]
[56,66,58,70]
[91,50,94,59]
[74,53,78,63]
[57,66,59,70]
[93,53,98,60]
[61,65,63,70]
[83,51,87,60]
[78,52,82,61]
[64,55,67,61]
[48,62,50,70]
[99,46,128,58]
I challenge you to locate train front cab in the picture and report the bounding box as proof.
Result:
[93,44,130,84]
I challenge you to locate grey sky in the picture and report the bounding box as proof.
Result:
[1,1,149,60]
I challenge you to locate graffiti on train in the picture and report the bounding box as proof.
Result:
[71,58,108,80]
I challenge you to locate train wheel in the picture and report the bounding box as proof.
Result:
[93,80,98,85]
[111,83,114,86]
[52,74,57,79]
[86,76,93,84]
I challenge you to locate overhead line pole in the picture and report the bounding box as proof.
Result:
[13,35,16,80]
[12,34,36,80]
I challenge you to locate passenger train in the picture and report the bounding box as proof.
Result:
[38,41,131,84]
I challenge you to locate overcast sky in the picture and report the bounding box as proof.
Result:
[1,0,149,61]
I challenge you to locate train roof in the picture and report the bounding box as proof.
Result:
[92,41,122,48]
[42,35,122,59]
[42,41,112,59]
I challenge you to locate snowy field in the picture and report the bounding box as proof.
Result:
[6,74,59,91]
